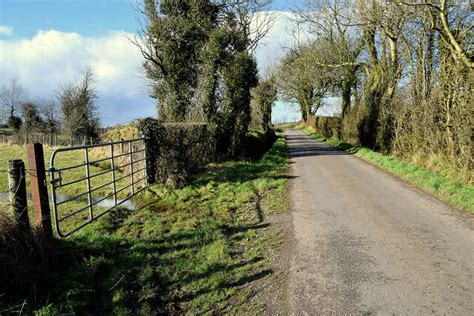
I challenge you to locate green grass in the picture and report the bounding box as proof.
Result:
[0,145,138,198]
[0,144,146,235]
[1,136,289,314]
[297,126,474,214]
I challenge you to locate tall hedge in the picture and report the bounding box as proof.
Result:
[138,118,213,186]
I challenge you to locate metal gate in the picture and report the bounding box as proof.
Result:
[49,138,148,237]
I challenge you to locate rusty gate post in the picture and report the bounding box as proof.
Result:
[27,143,53,238]
[8,159,30,232]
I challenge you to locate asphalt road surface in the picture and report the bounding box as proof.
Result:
[285,129,474,314]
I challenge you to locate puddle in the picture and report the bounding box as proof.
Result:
[1,192,139,211]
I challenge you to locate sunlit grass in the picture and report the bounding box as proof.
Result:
[0,144,145,236]
[2,135,289,314]
[0,144,143,198]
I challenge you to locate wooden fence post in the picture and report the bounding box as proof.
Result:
[26,143,53,238]
[8,159,30,232]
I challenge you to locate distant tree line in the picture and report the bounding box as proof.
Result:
[0,69,101,142]
[278,0,472,182]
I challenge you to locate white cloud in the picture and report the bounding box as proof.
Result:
[0,26,13,36]
[0,30,147,97]
[252,11,312,74]
[0,29,154,125]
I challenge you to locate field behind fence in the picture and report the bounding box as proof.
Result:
[1,138,150,238]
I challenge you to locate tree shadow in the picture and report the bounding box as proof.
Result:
[3,137,290,313]
[288,145,348,158]
[179,256,265,284]
[224,222,270,236]
[287,136,349,158]
[176,269,273,304]
[284,135,312,141]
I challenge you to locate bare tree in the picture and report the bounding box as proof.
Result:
[284,0,473,180]
[59,68,100,140]
[1,79,25,130]
[279,43,338,122]
[298,0,365,118]
[393,0,473,69]
[41,99,61,136]
[218,0,276,53]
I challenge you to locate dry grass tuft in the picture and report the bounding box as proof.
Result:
[101,124,139,142]
[0,207,55,312]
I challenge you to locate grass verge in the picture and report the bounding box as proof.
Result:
[298,126,474,214]
[1,135,289,314]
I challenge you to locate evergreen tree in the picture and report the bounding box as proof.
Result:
[251,76,278,132]
[141,0,218,122]
[139,0,266,158]
[20,101,44,134]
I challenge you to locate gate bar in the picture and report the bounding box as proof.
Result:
[110,142,117,206]
[129,141,135,195]
[84,148,93,220]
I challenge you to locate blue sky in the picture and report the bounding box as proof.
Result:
[1,0,141,39]
[0,0,302,125]
[0,0,293,38]
[1,0,293,38]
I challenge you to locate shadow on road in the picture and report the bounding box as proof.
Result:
[286,134,348,158]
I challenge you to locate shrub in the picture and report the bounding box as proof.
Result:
[240,130,277,161]
[314,116,342,138]
[303,116,342,139]
[100,124,139,141]
[138,118,214,186]
[7,115,22,131]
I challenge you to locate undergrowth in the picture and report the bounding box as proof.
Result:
[0,136,289,314]
[298,126,474,214]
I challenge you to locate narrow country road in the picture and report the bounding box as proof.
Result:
[285,129,474,314]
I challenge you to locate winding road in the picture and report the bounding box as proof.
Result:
[285,129,474,314]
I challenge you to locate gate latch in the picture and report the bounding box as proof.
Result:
[49,168,62,186]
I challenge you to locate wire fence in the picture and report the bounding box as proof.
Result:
[0,132,102,147]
